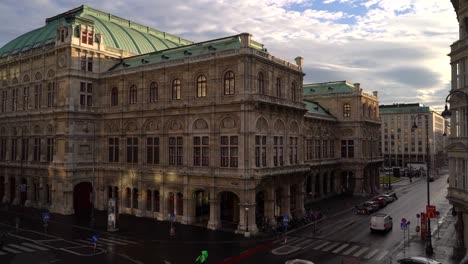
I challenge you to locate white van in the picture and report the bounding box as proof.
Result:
[370,213,393,232]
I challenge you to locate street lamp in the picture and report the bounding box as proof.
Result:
[441,90,468,135]
[387,138,393,190]
[412,113,433,256]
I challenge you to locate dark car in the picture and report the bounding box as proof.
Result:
[362,201,379,213]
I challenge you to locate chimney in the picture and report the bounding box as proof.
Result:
[294,56,304,67]
[239,33,251,48]
[373,91,378,97]
[354,83,360,89]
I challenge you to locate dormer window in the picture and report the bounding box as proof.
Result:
[81,27,93,45]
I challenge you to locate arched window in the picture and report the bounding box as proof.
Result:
[149,82,158,102]
[258,72,265,94]
[153,190,160,212]
[224,71,235,95]
[168,192,175,214]
[111,87,118,106]
[196,75,207,98]
[129,85,137,104]
[146,190,152,211]
[172,79,181,100]
[276,77,281,98]
[291,81,296,101]
[132,188,139,209]
[125,187,131,208]
[343,103,351,117]
[176,192,183,215]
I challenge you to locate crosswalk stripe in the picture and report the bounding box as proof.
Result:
[313,241,330,250]
[323,242,340,252]
[364,249,379,259]
[332,244,349,254]
[8,244,35,252]
[303,239,325,249]
[289,237,307,246]
[105,237,138,245]
[22,243,49,251]
[353,247,369,257]
[295,238,314,248]
[2,246,21,254]
[284,237,301,244]
[0,251,6,255]
[97,240,117,246]
[375,250,388,261]
[100,238,126,245]
[343,245,359,255]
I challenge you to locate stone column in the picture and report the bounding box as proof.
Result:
[310,173,316,198]
[236,204,247,234]
[157,186,165,221]
[2,176,9,203]
[264,187,276,225]
[25,177,33,207]
[12,176,20,205]
[296,183,305,216]
[181,192,190,224]
[247,203,258,235]
[354,169,365,196]
[280,184,291,216]
[207,197,220,230]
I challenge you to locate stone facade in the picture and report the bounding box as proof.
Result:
[0,6,382,235]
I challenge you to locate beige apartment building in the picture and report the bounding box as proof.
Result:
[447,0,468,259]
[379,103,446,173]
[0,5,382,234]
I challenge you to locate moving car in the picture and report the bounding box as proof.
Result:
[397,257,441,264]
[285,259,315,264]
[380,194,396,203]
[370,213,393,232]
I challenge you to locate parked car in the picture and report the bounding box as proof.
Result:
[397,257,441,264]
[370,213,393,232]
[386,191,398,200]
[285,259,315,264]
[372,197,387,208]
[362,201,379,213]
[380,194,396,203]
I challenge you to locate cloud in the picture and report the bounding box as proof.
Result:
[0,0,459,110]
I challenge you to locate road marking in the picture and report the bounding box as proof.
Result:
[22,242,49,251]
[353,247,369,257]
[332,244,349,254]
[100,238,126,245]
[364,249,379,259]
[97,240,117,246]
[289,237,307,246]
[105,237,138,245]
[295,238,314,248]
[302,239,325,249]
[0,251,5,255]
[313,241,330,250]
[374,250,388,261]
[343,245,359,255]
[323,242,340,252]
[8,244,35,252]
[1,246,21,254]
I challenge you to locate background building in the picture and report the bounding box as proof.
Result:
[379,103,446,174]
[0,5,382,235]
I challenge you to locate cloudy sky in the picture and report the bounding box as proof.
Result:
[0,0,459,111]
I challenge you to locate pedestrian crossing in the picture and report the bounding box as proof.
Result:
[76,236,137,248]
[275,236,389,262]
[0,242,49,255]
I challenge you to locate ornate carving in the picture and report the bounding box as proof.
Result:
[221,117,236,129]
[33,125,41,134]
[12,77,18,84]
[34,72,42,81]
[126,122,138,132]
[169,120,182,131]
[47,69,55,79]
[290,121,299,134]
[274,119,285,133]
[145,121,159,132]
[256,117,268,132]
[193,118,208,130]
[22,75,30,83]
[341,128,353,137]
[46,124,54,134]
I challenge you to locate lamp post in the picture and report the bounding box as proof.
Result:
[387,138,393,190]
[441,90,468,137]
[412,113,433,255]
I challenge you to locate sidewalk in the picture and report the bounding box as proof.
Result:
[392,207,461,263]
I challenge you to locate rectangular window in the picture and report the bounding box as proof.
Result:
[80,82,93,106]
[81,56,86,70]
[88,31,93,45]
[289,137,298,164]
[341,140,354,158]
[47,82,55,107]
[169,137,183,165]
[11,138,17,161]
[330,140,334,158]
[306,139,313,160]
[108,137,119,162]
[220,136,238,167]
[46,138,54,162]
[146,137,160,164]
[21,138,28,161]
[315,139,321,160]
[193,136,209,166]
[255,135,267,167]
[12,88,17,111]
[81,30,87,44]
[273,136,283,166]
[323,140,328,159]
[23,87,29,110]
[33,138,41,162]
[1,90,7,112]
[126,137,138,163]
[34,84,42,109]
[87,57,93,72]
[0,138,6,161]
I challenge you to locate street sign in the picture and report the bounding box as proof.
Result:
[426,205,436,218]
[42,212,50,223]
[282,215,289,222]
[195,250,208,263]
[401,218,407,223]
[400,222,408,230]
[169,213,175,221]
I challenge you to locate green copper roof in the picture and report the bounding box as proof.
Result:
[304,100,334,118]
[303,81,355,95]
[379,104,432,114]
[0,5,193,57]
[108,35,244,71]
